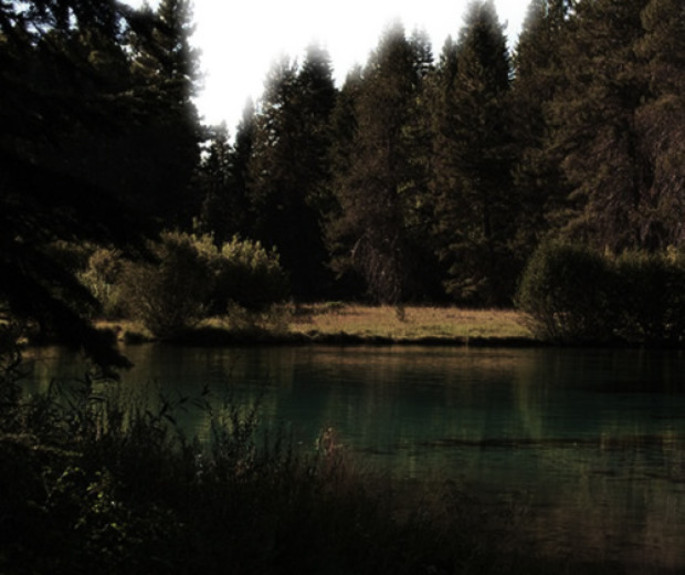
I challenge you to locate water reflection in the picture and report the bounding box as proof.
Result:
[24,344,685,570]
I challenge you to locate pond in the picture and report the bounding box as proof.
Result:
[25,344,685,571]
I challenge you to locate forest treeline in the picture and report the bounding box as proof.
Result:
[1,0,684,351]
[193,0,685,307]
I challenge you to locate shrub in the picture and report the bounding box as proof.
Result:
[613,251,685,345]
[120,231,214,338]
[118,233,289,338]
[516,241,615,343]
[210,236,289,313]
[78,247,126,319]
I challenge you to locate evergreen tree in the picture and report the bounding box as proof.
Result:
[429,1,515,305]
[195,122,234,240]
[126,0,202,227]
[228,100,257,238]
[632,0,685,247]
[329,23,433,303]
[0,0,203,366]
[247,48,337,299]
[510,0,571,254]
[546,0,653,250]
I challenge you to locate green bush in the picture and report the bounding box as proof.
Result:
[516,241,615,343]
[78,247,126,319]
[210,236,289,313]
[518,242,685,346]
[117,233,289,338]
[120,231,214,338]
[613,251,685,345]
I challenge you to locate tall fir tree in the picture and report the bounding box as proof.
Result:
[632,0,685,247]
[247,48,337,299]
[329,23,434,303]
[510,0,571,253]
[545,0,657,250]
[127,0,202,227]
[429,0,516,305]
[195,122,234,240]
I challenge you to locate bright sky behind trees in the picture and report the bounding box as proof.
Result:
[124,0,530,131]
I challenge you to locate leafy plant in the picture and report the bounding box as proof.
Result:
[516,241,615,343]
[211,236,289,313]
[612,250,685,345]
[120,231,214,338]
[78,247,126,319]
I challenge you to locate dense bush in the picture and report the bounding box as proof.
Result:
[210,236,289,313]
[515,242,615,343]
[78,247,126,319]
[120,231,214,338]
[106,232,289,338]
[517,242,685,346]
[612,251,685,345]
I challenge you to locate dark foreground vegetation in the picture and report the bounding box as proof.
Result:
[0,342,514,574]
[3,343,671,575]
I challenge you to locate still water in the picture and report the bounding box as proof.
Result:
[26,344,685,570]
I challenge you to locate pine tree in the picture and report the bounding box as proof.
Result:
[195,122,234,240]
[247,48,337,299]
[545,0,653,250]
[632,0,685,247]
[510,0,571,255]
[329,23,433,303]
[429,0,515,305]
[126,0,202,227]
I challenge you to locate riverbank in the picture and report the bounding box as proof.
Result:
[98,304,539,347]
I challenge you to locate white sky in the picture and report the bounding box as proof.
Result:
[124,0,531,132]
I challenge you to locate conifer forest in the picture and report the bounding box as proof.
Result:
[1,0,684,344]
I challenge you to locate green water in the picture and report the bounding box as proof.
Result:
[26,344,685,570]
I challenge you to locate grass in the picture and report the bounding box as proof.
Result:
[98,304,535,346]
[289,303,533,341]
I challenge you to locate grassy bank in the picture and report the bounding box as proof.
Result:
[289,303,532,342]
[99,304,536,346]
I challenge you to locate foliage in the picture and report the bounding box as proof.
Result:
[244,46,337,299]
[0,0,201,367]
[328,23,435,304]
[517,242,685,345]
[509,0,571,257]
[612,250,685,344]
[117,232,288,337]
[516,242,615,343]
[120,231,214,338]
[78,247,126,319]
[4,0,685,330]
[211,236,290,313]
[428,0,517,306]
